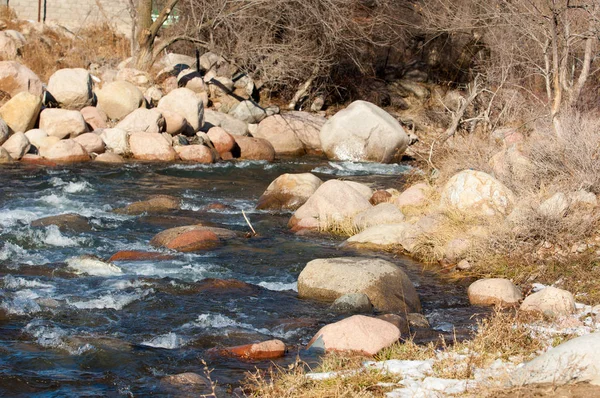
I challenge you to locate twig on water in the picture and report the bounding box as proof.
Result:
[242,209,257,236]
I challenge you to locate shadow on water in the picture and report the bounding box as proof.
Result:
[0,159,488,395]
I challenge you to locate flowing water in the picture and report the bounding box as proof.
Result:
[0,159,485,396]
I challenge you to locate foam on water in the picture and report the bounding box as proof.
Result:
[181,313,295,339]
[63,181,93,194]
[68,289,152,310]
[42,225,84,247]
[167,160,269,171]
[257,281,298,292]
[66,256,123,276]
[3,275,54,290]
[312,161,414,176]
[140,332,186,349]
[0,209,39,227]
[1,289,42,315]
[127,261,225,281]
[0,241,49,265]
[25,320,68,348]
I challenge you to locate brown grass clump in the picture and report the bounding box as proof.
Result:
[18,23,129,81]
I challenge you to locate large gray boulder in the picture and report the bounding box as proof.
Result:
[298,257,421,313]
[158,88,203,132]
[47,68,93,110]
[440,170,515,217]
[289,179,372,231]
[229,100,270,124]
[96,80,145,121]
[319,100,410,163]
[510,332,600,386]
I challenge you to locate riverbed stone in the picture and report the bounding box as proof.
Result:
[174,145,215,163]
[0,146,11,163]
[39,108,88,139]
[129,132,178,161]
[24,128,46,147]
[307,315,401,355]
[108,250,175,262]
[289,179,373,231]
[345,222,421,252]
[80,106,108,130]
[150,225,236,252]
[510,332,600,386]
[0,61,43,98]
[96,80,145,121]
[206,126,235,155]
[204,109,248,136]
[114,195,180,215]
[0,117,8,145]
[353,203,405,231]
[229,100,269,124]
[158,88,203,132]
[0,91,41,134]
[47,68,93,110]
[331,293,373,314]
[320,100,410,163]
[298,257,421,313]
[73,133,105,154]
[31,213,91,232]
[467,278,522,307]
[161,109,187,135]
[256,173,323,211]
[94,152,125,163]
[221,339,286,360]
[115,108,165,134]
[1,131,29,159]
[40,139,90,163]
[253,112,324,156]
[395,183,430,209]
[99,128,129,155]
[233,136,275,161]
[370,190,392,205]
[520,286,576,317]
[440,170,515,217]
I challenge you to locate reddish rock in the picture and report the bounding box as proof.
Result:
[41,139,90,163]
[221,339,286,360]
[370,190,392,205]
[193,278,258,294]
[207,126,235,155]
[20,154,58,167]
[80,106,108,130]
[150,225,237,250]
[114,195,180,215]
[108,250,175,262]
[174,144,215,163]
[95,153,125,163]
[74,132,105,154]
[233,136,275,161]
[129,132,178,162]
[164,229,220,252]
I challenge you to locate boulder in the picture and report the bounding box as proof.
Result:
[229,100,268,124]
[73,133,105,154]
[0,117,7,145]
[162,372,209,389]
[200,52,230,75]
[31,213,91,232]
[443,238,471,263]
[0,146,12,163]
[256,173,323,211]
[395,183,429,208]
[177,69,205,93]
[116,68,151,87]
[370,190,392,205]
[253,112,325,155]
[353,203,405,230]
[221,339,286,360]
[320,100,410,163]
[149,225,234,252]
[161,109,187,135]
[47,68,93,109]
[440,170,515,217]
[108,250,175,262]
[489,147,533,184]
[345,223,421,252]
[538,192,569,219]
[129,132,177,161]
[39,108,88,139]
[0,31,24,60]
[40,139,90,163]
[24,128,46,148]
[520,286,576,317]
[80,106,108,130]
[510,332,600,386]
[34,136,61,152]
[96,80,145,120]
[0,91,41,133]
[95,152,125,163]
[158,88,203,131]
[289,180,372,231]
[206,126,235,155]
[115,195,180,215]
[298,257,421,313]
[100,128,129,155]
[331,293,373,314]
[233,136,275,161]
[467,278,522,307]
[115,108,165,134]
[174,145,215,163]
[0,61,43,97]
[20,154,56,166]
[1,131,29,159]
[307,315,401,355]
[204,109,248,136]
[144,85,163,106]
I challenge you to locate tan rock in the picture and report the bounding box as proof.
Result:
[234,136,275,161]
[0,61,43,98]
[204,109,248,136]
[129,132,177,161]
[0,91,41,133]
[41,139,90,163]
[298,257,421,313]
[96,80,145,121]
[73,133,105,154]
[307,315,400,355]
[47,68,93,109]
[116,108,165,134]
[80,106,108,130]
[345,223,421,252]
[95,152,125,163]
[395,183,429,208]
[24,128,47,148]
[257,173,323,211]
[520,287,576,317]
[254,112,324,156]
[115,195,180,215]
[174,145,215,163]
[99,128,129,155]
[150,225,236,252]
[207,126,235,155]
[370,190,392,205]
[468,278,522,307]
[157,88,203,131]
[39,108,88,139]
[353,203,405,230]
[117,68,151,87]
[0,146,12,163]
[161,109,187,135]
[1,131,29,159]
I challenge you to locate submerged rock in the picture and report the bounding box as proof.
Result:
[108,250,175,262]
[150,225,236,252]
[31,213,91,233]
[114,195,180,215]
[219,339,286,360]
[298,257,421,313]
[307,315,400,355]
[331,293,373,314]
